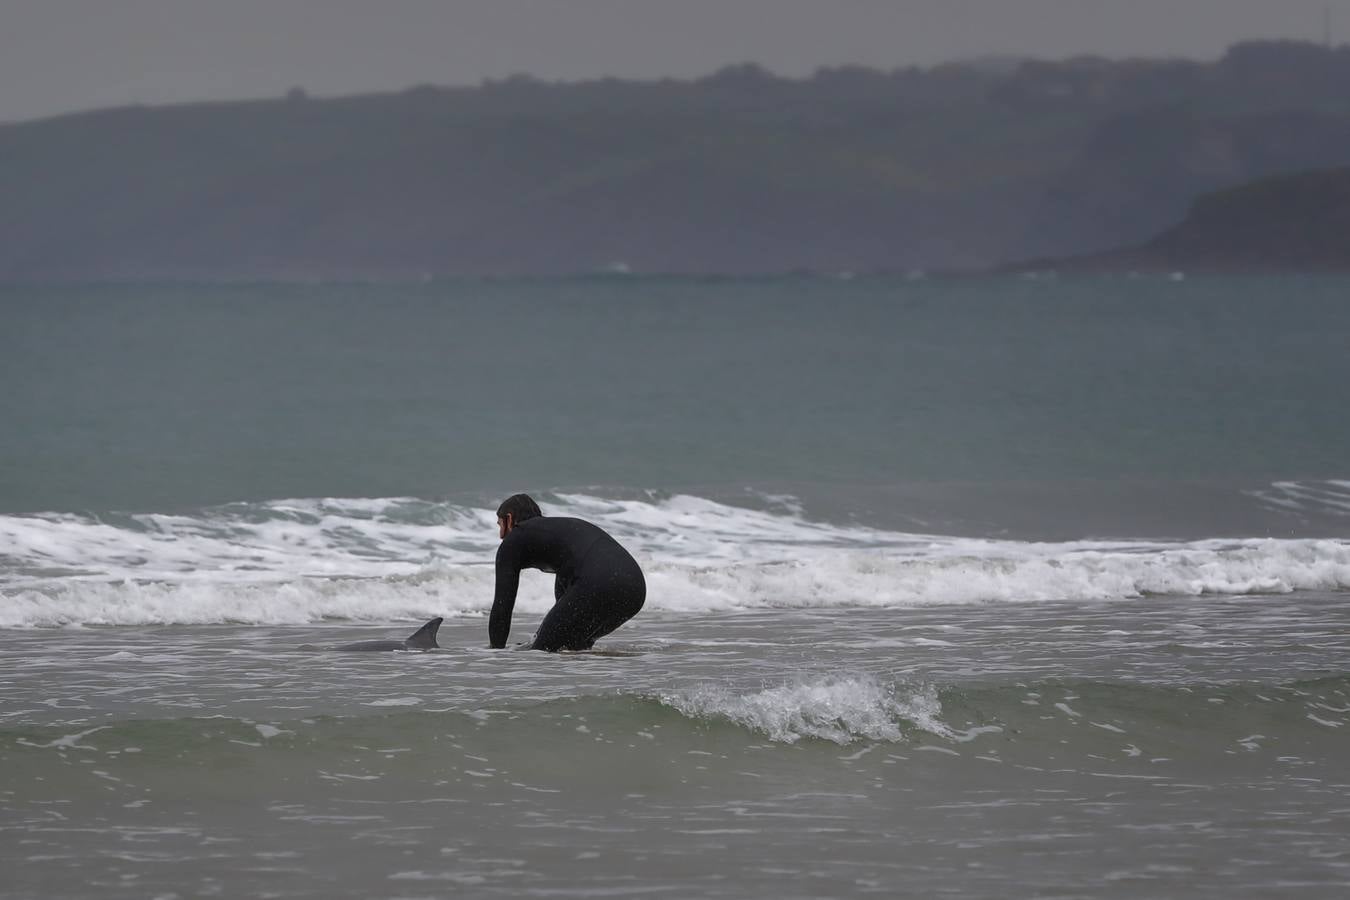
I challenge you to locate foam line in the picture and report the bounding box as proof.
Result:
[3,494,1349,626]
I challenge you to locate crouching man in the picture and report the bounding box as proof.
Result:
[489,494,645,651]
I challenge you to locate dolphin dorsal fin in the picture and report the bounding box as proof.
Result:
[404,617,442,650]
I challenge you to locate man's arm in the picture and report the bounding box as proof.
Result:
[488,540,522,649]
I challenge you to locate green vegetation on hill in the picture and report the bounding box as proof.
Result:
[3,40,1350,279]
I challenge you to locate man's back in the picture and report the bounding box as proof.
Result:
[495,516,613,581]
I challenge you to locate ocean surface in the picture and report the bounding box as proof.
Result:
[3,275,1349,898]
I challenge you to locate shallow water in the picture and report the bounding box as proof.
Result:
[4,275,1350,897]
[4,597,1349,899]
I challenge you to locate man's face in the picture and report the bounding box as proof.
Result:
[498,515,511,540]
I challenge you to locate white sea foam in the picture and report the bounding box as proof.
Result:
[1250,480,1350,517]
[2,494,1350,627]
[658,676,947,744]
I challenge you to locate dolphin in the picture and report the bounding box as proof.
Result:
[334,617,443,651]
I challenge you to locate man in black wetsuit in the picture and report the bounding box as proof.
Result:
[489,494,646,651]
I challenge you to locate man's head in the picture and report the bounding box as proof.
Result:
[496,493,542,539]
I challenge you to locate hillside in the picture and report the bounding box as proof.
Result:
[1030,167,1350,272]
[4,40,1350,279]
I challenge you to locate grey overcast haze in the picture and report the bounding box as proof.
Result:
[1,0,1348,123]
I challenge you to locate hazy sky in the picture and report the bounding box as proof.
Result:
[3,0,1347,123]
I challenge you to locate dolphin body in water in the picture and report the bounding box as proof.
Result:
[332,617,443,651]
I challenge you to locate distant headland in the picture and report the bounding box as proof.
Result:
[1012,167,1350,273]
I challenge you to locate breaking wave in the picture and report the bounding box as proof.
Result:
[3,494,1350,627]
[657,677,953,744]
[9,676,1346,755]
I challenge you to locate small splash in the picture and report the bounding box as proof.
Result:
[658,676,949,745]
[16,725,109,751]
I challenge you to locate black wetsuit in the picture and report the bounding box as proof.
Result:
[489,517,645,651]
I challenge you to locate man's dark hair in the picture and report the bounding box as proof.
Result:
[496,493,543,524]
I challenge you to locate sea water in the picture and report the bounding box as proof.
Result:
[2,275,1349,898]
